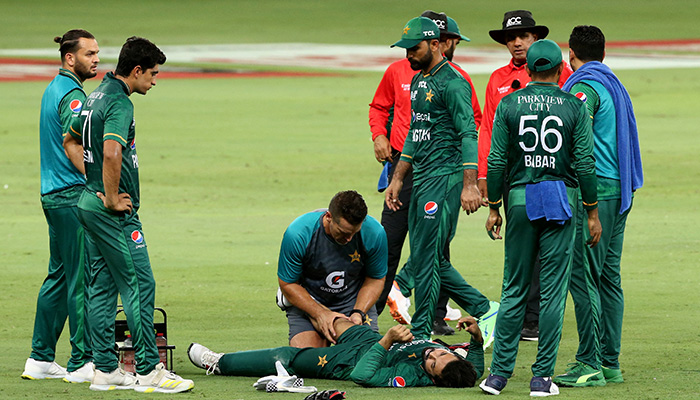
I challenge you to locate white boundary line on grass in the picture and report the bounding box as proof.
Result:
[2,43,700,76]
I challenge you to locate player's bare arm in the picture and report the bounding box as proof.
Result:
[586,208,602,247]
[378,325,414,350]
[373,135,392,163]
[460,169,481,214]
[99,139,132,213]
[350,276,385,325]
[279,279,349,344]
[385,160,411,211]
[477,179,488,206]
[456,316,484,344]
[485,208,503,240]
[62,133,85,174]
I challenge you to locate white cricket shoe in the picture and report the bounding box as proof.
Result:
[188,342,223,375]
[135,363,194,393]
[89,367,136,391]
[21,358,67,380]
[64,361,95,383]
[444,304,462,321]
[386,281,412,324]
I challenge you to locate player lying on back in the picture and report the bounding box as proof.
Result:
[188,316,484,388]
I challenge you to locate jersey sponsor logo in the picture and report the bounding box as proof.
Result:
[410,91,417,101]
[131,154,139,168]
[401,83,411,92]
[424,201,438,215]
[411,128,431,142]
[418,81,428,89]
[575,92,588,103]
[131,230,144,244]
[498,85,511,95]
[70,99,83,113]
[422,30,436,37]
[130,139,136,150]
[392,376,406,387]
[413,112,431,122]
[325,271,345,289]
[506,16,522,27]
[517,94,565,112]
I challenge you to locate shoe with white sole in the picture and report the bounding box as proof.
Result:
[89,367,136,391]
[135,363,194,393]
[480,373,508,395]
[63,361,95,383]
[21,358,66,380]
[386,281,412,324]
[530,376,560,397]
[188,343,223,375]
[444,304,462,321]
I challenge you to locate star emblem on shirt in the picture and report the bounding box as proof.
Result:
[349,250,361,263]
[408,353,417,358]
[425,89,434,102]
[363,315,372,325]
[318,355,328,367]
[403,26,410,34]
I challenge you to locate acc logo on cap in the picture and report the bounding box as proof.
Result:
[70,99,83,113]
[424,201,438,215]
[506,16,522,27]
[575,92,588,103]
[392,376,406,387]
[131,230,144,244]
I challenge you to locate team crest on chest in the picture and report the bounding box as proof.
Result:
[348,250,361,263]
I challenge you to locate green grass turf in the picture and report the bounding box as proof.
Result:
[1,0,700,48]
[2,67,700,399]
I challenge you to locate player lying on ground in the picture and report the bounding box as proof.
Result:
[188,316,484,388]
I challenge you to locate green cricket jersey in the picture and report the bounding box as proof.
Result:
[487,82,597,210]
[69,72,140,212]
[350,338,484,387]
[400,58,478,185]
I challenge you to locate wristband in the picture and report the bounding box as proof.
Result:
[350,309,367,322]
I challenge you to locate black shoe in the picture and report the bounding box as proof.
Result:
[432,319,455,336]
[520,321,538,341]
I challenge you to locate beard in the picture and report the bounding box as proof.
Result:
[408,50,433,71]
[74,61,97,81]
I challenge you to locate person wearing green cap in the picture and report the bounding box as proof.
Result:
[479,39,601,397]
[372,11,485,338]
[384,17,496,345]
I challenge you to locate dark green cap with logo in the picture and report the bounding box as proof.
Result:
[526,39,562,72]
[391,17,440,48]
[446,16,470,42]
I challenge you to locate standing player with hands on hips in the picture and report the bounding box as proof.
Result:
[479,39,601,397]
[64,37,194,393]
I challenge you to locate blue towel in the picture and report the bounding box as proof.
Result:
[562,61,644,214]
[377,162,391,192]
[525,181,572,225]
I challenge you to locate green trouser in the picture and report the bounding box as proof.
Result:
[570,198,630,369]
[32,185,91,371]
[407,172,490,340]
[491,186,578,378]
[78,194,158,375]
[218,325,379,379]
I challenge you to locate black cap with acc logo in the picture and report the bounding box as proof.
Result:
[489,10,549,45]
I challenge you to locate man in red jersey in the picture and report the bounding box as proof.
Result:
[478,10,573,342]
[369,11,482,337]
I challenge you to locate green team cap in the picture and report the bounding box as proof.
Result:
[446,16,470,42]
[391,17,440,48]
[526,39,562,72]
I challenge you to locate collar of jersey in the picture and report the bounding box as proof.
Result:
[105,71,132,95]
[422,57,449,77]
[508,58,527,71]
[527,81,559,87]
[58,68,83,87]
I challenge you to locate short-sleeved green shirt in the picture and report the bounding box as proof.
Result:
[399,58,478,185]
[70,72,140,211]
[487,82,597,210]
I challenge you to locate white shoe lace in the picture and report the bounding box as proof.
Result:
[201,351,223,376]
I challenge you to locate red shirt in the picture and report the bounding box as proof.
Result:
[477,59,573,179]
[369,58,482,152]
